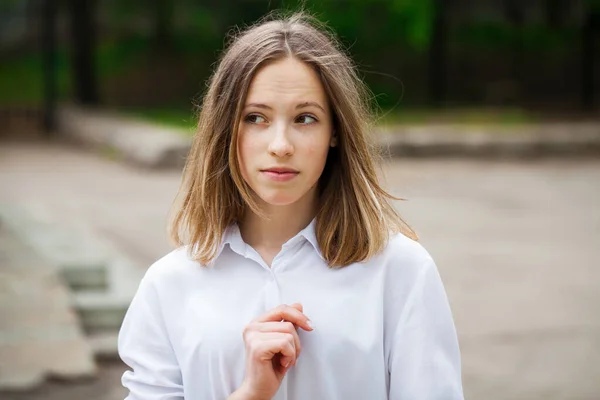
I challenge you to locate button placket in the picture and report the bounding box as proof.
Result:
[263,248,292,309]
[263,273,280,310]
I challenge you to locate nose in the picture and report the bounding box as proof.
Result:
[268,123,294,157]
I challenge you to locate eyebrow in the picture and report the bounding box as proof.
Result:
[244,101,326,112]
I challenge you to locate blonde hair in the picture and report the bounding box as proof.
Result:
[169,11,417,268]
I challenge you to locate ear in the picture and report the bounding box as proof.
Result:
[330,131,338,147]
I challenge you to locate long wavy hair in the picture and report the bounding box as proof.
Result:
[169,11,417,268]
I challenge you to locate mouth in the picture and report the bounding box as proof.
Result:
[260,168,299,181]
[261,168,299,174]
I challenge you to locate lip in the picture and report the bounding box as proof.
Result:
[261,167,299,173]
[260,167,299,182]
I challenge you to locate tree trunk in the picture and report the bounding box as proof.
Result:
[503,0,524,105]
[544,0,570,29]
[428,0,448,107]
[581,9,598,110]
[68,0,98,105]
[42,0,57,133]
[154,0,174,51]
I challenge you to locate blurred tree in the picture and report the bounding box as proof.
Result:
[68,0,99,104]
[305,0,436,107]
[428,0,447,107]
[544,0,570,28]
[389,0,434,50]
[42,0,57,131]
[154,0,174,51]
[55,0,594,113]
[502,0,524,104]
[582,0,599,109]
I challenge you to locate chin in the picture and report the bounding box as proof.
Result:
[258,190,302,207]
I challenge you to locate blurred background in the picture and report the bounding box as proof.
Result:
[0,0,599,399]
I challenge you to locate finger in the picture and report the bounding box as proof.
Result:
[256,304,313,331]
[257,321,302,358]
[254,330,299,368]
[270,337,296,367]
[273,334,297,369]
[280,354,294,369]
[256,335,296,366]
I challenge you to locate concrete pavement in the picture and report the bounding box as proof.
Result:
[0,220,96,390]
[382,158,600,399]
[0,141,599,399]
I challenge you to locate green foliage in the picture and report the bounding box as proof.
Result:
[0,0,23,8]
[126,107,196,129]
[380,107,538,127]
[0,55,43,104]
[0,50,72,105]
[105,0,148,34]
[0,0,588,111]
[389,0,434,50]
[96,36,151,78]
[453,21,577,53]
[281,0,434,50]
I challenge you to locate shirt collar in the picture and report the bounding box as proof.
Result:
[298,217,323,259]
[213,217,323,263]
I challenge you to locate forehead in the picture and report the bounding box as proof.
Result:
[245,57,328,105]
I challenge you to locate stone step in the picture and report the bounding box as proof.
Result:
[0,207,110,291]
[87,331,120,360]
[57,105,192,169]
[0,221,97,390]
[0,205,146,369]
[72,292,131,333]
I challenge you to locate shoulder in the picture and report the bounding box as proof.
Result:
[140,245,201,292]
[373,232,437,287]
[376,233,452,322]
[379,232,434,268]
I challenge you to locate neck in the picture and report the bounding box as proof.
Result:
[239,194,317,253]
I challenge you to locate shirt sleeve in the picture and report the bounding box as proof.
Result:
[118,268,184,399]
[388,256,464,399]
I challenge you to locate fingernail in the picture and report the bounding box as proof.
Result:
[283,361,290,368]
[307,320,314,330]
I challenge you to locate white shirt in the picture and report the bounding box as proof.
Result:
[118,219,464,400]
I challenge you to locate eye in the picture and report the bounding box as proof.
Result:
[245,114,267,124]
[296,114,318,125]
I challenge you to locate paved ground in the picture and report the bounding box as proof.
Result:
[0,223,96,390]
[0,141,599,399]
[382,158,600,399]
[0,360,127,400]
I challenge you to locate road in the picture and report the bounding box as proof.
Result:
[1,141,599,399]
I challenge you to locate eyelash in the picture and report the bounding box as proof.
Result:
[244,113,318,125]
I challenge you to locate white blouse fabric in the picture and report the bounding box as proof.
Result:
[118,219,464,400]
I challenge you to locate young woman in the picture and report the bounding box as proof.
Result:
[118,12,464,400]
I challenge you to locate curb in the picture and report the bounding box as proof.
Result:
[377,124,600,158]
[56,105,600,170]
[56,105,192,170]
[0,205,143,362]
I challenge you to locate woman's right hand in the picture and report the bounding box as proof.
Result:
[230,303,314,400]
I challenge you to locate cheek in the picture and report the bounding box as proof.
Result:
[237,135,257,178]
[303,141,331,185]
[306,138,330,164]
